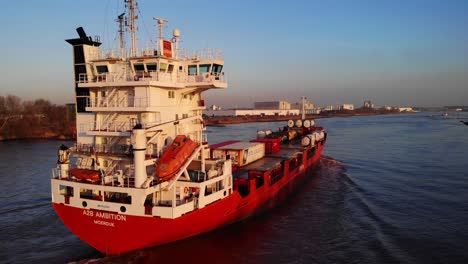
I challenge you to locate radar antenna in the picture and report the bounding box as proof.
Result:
[154,17,168,49]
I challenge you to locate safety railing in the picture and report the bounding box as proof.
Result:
[88,48,121,60]
[88,48,224,61]
[74,143,132,156]
[86,96,151,108]
[80,121,132,133]
[178,48,224,60]
[78,72,226,85]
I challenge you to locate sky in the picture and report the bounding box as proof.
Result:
[0,0,467,108]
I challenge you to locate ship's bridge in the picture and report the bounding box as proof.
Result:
[77,48,227,89]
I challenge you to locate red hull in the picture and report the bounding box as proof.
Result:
[53,142,325,255]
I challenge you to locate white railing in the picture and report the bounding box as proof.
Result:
[86,96,151,108]
[88,48,121,61]
[74,143,132,156]
[88,47,223,61]
[178,48,224,60]
[80,121,132,133]
[133,71,177,82]
[78,73,125,84]
[78,70,226,85]
[134,71,225,84]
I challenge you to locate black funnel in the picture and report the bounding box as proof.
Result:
[76,27,87,39]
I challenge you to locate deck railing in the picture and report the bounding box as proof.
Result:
[79,121,132,133]
[178,48,224,60]
[74,143,132,156]
[79,120,170,134]
[89,47,224,61]
[78,72,226,85]
[86,96,151,108]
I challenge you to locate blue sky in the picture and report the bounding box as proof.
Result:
[1,0,467,107]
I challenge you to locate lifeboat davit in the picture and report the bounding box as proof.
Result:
[156,135,198,181]
[69,168,100,181]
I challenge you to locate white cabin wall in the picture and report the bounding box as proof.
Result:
[82,46,100,78]
[148,88,163,108]
[76,113,95,145]
[134,87,147,102]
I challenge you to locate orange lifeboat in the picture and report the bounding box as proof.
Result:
[156,135,198,180]
[69,168,100,182]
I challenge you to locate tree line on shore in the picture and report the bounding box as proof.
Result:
[0,95,75,140]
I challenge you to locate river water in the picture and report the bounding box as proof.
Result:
[1,113,468,264]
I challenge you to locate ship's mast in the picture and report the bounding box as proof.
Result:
[173,28,180,59]
[154,17,168,52]
[117,13,126,59]
[126,0,138,57]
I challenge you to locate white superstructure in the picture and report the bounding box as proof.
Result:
[52,0,231,219]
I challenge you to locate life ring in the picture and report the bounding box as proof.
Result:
[184,187,189,194]
[204,73,210,79]
[134,75,139,81]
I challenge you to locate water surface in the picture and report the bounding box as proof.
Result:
[1,113,468,263]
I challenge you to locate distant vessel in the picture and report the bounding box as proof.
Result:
[51,0,326,255]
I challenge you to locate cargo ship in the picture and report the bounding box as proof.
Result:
[51,0,326,255]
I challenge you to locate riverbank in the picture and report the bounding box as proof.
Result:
[204,110,399,126]
[0,111,401,140]
[0,116,75,141]
[0,134,75,142]
[0,96,76,141]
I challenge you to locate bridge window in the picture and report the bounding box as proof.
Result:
[96,65,109,73]
[146,63,157,72]
[188,65,197,75]
[168,64,174,73]
[160,63,168,72]
[212,64,223,74]
[134,64,145,72]
[199,64,210,74]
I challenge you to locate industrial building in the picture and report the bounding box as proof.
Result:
[340,104,354,110]
[291,100,314,111]
[204,109,300,117]
[254,101,291,110]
